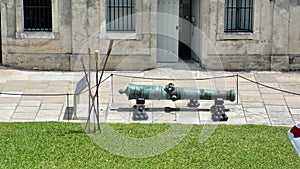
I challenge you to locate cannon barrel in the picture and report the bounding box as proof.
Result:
[119,83,235,102]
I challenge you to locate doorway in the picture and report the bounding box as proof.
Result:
[0,9,2,65]
[179,0,191,60]
[157,0,200,63]
[157,0,179,62]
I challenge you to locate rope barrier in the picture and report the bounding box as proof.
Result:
[0,92,67,97]
[1,73,300,98]
[0,74,112,97]
[75,74,112,96]
[238,75,300,96]
[112,73,237,81]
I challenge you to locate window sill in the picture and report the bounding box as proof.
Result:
[217,32,255,41]
[101,32,142,40]
[217,32,255,40]
[15,32,60,39]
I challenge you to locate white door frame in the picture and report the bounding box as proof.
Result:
[157,0,179,63]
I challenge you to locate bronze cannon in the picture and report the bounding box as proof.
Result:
[119,83,236,121]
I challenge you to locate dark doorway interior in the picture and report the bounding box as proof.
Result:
[179,0,191,60]
[0,9,2,65]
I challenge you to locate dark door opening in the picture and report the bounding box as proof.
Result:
[179,0,191,60]
[0,9,2,65]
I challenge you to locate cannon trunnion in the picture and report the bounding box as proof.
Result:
[119,83,236,122]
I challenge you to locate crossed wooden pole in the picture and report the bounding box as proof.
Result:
[80,40,114,133]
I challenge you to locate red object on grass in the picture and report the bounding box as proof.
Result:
[290,125,300,138]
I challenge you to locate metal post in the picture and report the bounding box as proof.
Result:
[67,93,70,122]
[111,74,114,105]
[236,74,239,105]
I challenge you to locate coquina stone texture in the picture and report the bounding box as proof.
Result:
[0,0,299,71]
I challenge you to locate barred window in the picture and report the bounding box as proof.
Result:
[106,0,135,31]
[24,0,52,31]
[224,0,253,32]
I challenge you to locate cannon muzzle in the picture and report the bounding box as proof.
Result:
[119,83,235,102]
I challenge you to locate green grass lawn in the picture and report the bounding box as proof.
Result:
[0,122,299,168]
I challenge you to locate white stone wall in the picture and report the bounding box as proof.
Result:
[1,0,155,70]
[2,0,72,70]
[205,0,300,71]
[1,0,300,71]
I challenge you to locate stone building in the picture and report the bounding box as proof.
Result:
[0,0,299,71]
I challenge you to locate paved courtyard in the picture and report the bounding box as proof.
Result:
[1,67,300,127]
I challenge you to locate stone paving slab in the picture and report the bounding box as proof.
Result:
[293,115,300,122]
[0,68,300,126]
[35,110,61,121]
[0,109,14,121]
[290,109,300,115]
[176,111,200,124]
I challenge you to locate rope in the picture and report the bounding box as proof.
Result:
[1,73,300,97]
[75,74,112,96]
[112,73,237,81]
[238,75,300,96]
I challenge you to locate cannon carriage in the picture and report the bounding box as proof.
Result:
[119,83,236,121]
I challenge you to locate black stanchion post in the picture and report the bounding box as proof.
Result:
[111,74,114,105]
[67,93,70,122]
[236,74,239,105]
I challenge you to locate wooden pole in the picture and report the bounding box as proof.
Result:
[95,50,101,132]
[87,47,92,133]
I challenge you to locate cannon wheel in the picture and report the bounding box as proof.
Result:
[187,99,200,108]
[132,105,149,121]
[210,105,228,122]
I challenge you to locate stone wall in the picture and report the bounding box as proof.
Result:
[1,0,300,71]
[70,0,154,71]
[2,0,72,70]
[204,0,300,71]
[1,0,154,71]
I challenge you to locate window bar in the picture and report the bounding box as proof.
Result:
[113,0,116,31]
[46,1,48,30]
[239,0,242,31]
[29,0,32,30]
[250,0,253,31]
[131,0,133,30]
[110,0,112,31]
[24,1,26,30]
[127,0,129,31]
[226,0,229,32]
[238,0,241,31]
[33,0,35,30]
[237,0,240,31]
[235,0,237,31]
[34,0,36,30]
[247,0,249,31]
[107,0,110,30]
[42,0,45,30]
[243,0,246,31]
[231,0,233,32]
[29,0,31,30]
[117,0,119,31]
[25,0,27,30]
[49,0,52,31]
[46,0,49,30]
[37,0,39,30]
[39,0,41,30]
[123,0,125,31]
[42,0,44,30]
[45,0,47,31]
